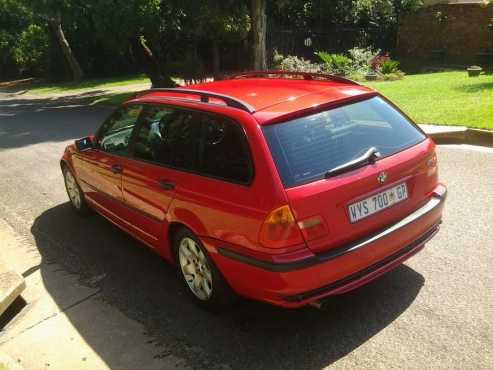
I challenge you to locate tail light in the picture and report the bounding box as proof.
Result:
[259,205,304,249]
[427,152,437,168]
[426,151,438,176]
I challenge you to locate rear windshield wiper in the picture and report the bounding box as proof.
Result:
[325,147,381,178]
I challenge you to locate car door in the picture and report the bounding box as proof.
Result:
[72,104,143,222]
[121,105,199,250]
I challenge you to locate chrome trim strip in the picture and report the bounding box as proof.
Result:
[283,226,439,302]
[219,190,446,272]
[319,194,444,262]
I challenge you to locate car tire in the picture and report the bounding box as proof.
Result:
[173,227,236,311]
[62,164,90,215]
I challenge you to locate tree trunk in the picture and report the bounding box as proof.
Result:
[138,36,176,88]
[251,0,267,70]
[49,13,84,81]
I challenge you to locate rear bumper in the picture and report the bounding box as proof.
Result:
[208,185,446,308]
[281,225,438,303]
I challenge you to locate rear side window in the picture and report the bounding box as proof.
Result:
[132,105,253,184]
[262,96,426,187]
[195,113,253,184]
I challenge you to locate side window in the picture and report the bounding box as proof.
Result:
[97,105,142,155]
[133,106,198,171]
[196,113,253,184]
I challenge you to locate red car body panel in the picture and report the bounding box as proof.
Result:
[61,75,446,308]
[286,139,438,253]
[142,78,375,125]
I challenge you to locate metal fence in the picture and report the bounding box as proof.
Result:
[267,25,394,60]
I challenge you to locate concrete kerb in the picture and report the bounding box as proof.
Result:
[0,262,25,318]
[419,125,493,147]
[0,351,25,370]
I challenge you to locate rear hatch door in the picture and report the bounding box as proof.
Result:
[262,96,438,253]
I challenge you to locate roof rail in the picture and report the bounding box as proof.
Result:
[230,70,361,86]
[137,88,255,113]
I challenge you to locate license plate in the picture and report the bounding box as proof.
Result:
[348,183,408,223]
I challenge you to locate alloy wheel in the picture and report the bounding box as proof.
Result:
[64,169,82,209]
[178,237,213,301]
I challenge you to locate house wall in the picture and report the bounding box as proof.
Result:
[397,3,493,64]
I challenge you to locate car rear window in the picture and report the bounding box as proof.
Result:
[262,96,426,188]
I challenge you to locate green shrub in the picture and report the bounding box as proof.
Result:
[315,51,352,75]
[348,47,380,74]
[330,54,352,75]
[272,49,284,68]
[381,60,400,75]
[346,72,366,82]
[383,71,406,81]
[12,24,48,75]
[349,70,405,82]
[272,49,404,82]
[314,51,333,66]
[272,50,323,73]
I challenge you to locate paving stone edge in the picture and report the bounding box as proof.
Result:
[425,126,493,147]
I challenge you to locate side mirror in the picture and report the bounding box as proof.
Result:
[75,136,94,152]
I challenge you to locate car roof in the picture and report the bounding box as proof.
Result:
[130,76,375,125]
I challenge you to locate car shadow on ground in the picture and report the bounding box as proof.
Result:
[0,93,113,150]
[31,202,425,369]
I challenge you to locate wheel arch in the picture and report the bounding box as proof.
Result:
[60,159,69,171]
[166,221,197,263]
[168,222,188,249]
[166,217,215,265]
[166,204,208,251]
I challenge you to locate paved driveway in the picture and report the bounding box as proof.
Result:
[0,93,492,369]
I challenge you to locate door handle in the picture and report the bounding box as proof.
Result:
[159,180,175,191]
[111,164,123,174]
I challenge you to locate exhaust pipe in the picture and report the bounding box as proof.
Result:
[308,301,323,310]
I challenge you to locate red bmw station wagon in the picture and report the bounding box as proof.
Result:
[61,71,447,309]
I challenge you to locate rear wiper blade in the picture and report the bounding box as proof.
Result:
[325,147,381,178]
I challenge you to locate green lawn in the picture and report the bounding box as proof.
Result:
[96,71,490,129]
[91,92,137,105]
[29,74,150,95]
[366,71,493,130]
[20,71,493,129]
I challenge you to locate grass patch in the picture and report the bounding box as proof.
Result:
[90,92,137,106]
[366,71,493,130]
[13,70,493,129]
[29,74,150,95]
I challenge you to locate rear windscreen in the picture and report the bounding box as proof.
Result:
[262,96,426,188]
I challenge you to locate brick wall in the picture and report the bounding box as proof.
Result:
[397,3,493,64]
